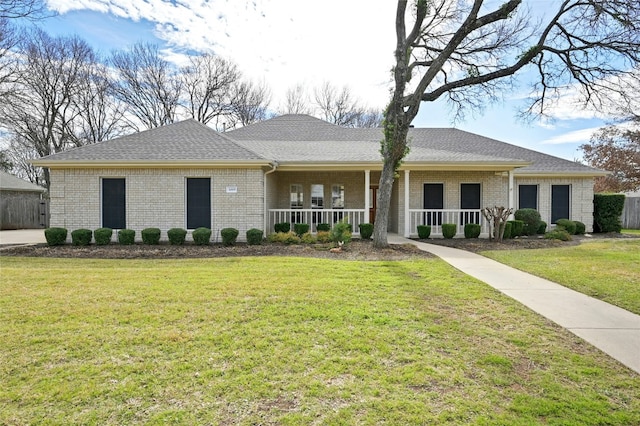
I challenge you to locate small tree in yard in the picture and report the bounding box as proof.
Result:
[373,0,640,248]
[482,206,513,242]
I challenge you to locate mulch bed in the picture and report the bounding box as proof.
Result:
[1,233,635,260]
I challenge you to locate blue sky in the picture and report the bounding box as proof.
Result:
[35,0,618,161]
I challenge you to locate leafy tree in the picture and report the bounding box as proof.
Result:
[373,0,640,247]
[581,123,640,192]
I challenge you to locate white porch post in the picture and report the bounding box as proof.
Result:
[404,170,410,237]
[508,170,515,219]
[364,169,370,223]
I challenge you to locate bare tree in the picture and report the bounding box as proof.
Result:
[0,0,48,20]
[225,79,272,130]
[110,42,181,129]
[313,82,367,127]
[0,29,100,188]
[280,83,311,115]
[352,108,384,128]
[0,17,19,101]
[180,53,240,125]
[373,0,640,247]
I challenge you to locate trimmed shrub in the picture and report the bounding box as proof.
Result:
[556,219,576,235]
[464,223,481,239]
[417,225,431,239]
[246,228,263,245]
[537,221,547,235]
[300,232,316,244]
[45,227,67,246]
[359,223,374,239]
[274,222,291,233]
[593,193,625,233]
[574,221,586,235]
[94,228,113,245]
[316,231,332,243]
[167,228,187,245]
[71,229,92,246]
[118,229,135,245]
[192,227,212,245]
[141,227,161,245]
[508,220,524,237]
[330,221,352,245]
[316,223,330,232]
[268,231,301,244]
[293,223,310,236]
[503,221,513,239]
[514,208,542,236]
[545,229,572,241]
[442,223,456,239]
[220,228,239,246]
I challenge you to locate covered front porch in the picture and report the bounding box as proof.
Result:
[265,168,517,238]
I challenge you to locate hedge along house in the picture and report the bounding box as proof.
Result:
[31,114,606,240]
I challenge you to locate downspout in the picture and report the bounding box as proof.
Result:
[264,162,278,233]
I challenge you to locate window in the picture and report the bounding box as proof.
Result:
[290,184,303,208]
[102,178,126,229]
[423,183,444,225]
[186,178,211,229]
[460,183,481,224]
[311,184,324,208]
[332,184,344,208]
[551,185,570,223]
[519,185,538,210]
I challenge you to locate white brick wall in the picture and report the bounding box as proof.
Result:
[49,167,264,242]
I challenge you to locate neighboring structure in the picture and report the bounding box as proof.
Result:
[0,171,47,230]
[622,191,640,229]
[31,115,607,240]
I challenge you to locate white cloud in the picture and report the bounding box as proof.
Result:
[541,126,602,145]
[45,0,396,108]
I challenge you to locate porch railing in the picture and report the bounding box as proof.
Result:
[269,209,367,234]
[408,209,489,237]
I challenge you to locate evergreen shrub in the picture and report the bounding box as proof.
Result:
[593,193,625,233]
[464,223,481,239]
[94,228,113,245]
[220,228,239,246]
[330,221,352,245]
[141,228,161,245]
[167,228,187,245]
[316,223,330,232]
[514,208,542,236]
[358,223,374,239]
[293,223,309,236]
[274,222,291,233]
[442,223,456,239]
[44,227,67,246]
[537,221,547,235]
[192,227,212,245]
[118,229,135,245]
[556,219,576,235]
[545,229,572,241]
[246,228,263,245]
[71,229,92,246]
[417,225,431,239]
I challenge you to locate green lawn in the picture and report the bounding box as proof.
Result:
[623,229,640,235]
[1,256,639,425]
[483,239,640,315]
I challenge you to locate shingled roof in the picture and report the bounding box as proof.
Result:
[32,119,268,166]
[32,114,606,176]
[0,171,45,192]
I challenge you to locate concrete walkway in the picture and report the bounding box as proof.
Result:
[0,229,46,245]
[389,235,640,375]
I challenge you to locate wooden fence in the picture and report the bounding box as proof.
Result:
[0,191,49,230]
[622,197,640,229]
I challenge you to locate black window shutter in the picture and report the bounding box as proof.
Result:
[187,178,211,229]
[551,185,570,223]
[460,184,481,209]
[102,178,126,229]
[519,185,538,210]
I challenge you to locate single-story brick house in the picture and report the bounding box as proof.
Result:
[31,114,606,240]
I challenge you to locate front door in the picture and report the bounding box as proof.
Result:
[369,186,378,223]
